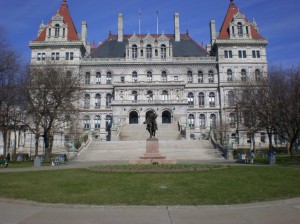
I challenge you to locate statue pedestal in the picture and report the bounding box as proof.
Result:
[130,138,176,164]
[139,138,166,160]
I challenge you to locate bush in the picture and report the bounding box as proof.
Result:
[83,134,88,143]
[74,138,81,149]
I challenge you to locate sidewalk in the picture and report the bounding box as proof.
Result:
[0,197,300,224]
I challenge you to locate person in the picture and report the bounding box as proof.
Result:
[250,150,255,164]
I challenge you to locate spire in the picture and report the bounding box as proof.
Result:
[62,0,67,5]
[229,0,236,7]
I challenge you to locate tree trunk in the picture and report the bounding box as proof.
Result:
[12,129,17,161]
[44,130,53,162]
[267,131,274,152]
[34,134,39,157]
[251,133,256,152]
[2,131,8,157]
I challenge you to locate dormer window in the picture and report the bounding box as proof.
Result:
[55,24,60,37]
[161,44,166,58]
[132,45,137,58]
[237,22,243,35]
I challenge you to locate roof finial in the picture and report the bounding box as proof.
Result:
[62,0,67,5]
[230,0,235,6]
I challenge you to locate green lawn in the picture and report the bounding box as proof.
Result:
[1,165,300,205]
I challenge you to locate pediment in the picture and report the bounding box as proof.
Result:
[233,12,245,21]
[143,33,154,42]
[158,33,169,41]
[128,34,140,43]
[52,13,64,22]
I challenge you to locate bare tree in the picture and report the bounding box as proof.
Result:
[26,64,81,162]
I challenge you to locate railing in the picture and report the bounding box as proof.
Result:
[210,131,227,159]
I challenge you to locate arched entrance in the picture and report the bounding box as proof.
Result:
[129,111,139,124]
[162,110,171,123]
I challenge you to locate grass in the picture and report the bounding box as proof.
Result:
[1,165,300,205]
[253,154,300,165]
[1,161,51,168]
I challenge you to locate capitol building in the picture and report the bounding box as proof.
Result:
[29,0,268,146]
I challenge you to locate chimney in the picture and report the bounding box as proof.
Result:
[174,13,180,42]
[209,20,216,45]
[118,13,123,42]
[81,21,87,43]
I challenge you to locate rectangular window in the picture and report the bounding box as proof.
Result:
[252,50,261,58]
[65,52,69,60]
[256,51,260,58]
[174,76,178,81]
[70,52,74,60]
[96,72,101,84]
[238,50,246,58]
[51,52,55,60]
[55,52,59,60]
[121,77,125,83]
[37,53,41,61]
[225,50,232,58]
[42,53,45,60]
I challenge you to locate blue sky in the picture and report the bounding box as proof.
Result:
[0,0,299,67]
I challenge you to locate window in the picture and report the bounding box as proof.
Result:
[65,52,74,60]
[198,71,203,83]
[252,50,261,58]
[48,28,51,37]
[162,71,167,82]
[187,71,193,83]
[229,113,236,128]
[209,92,215,107]
[188,114,195,128]
[227,69,233,81]
[198,92,205,106]
[231,26,235,35]
[147,90,153,101]
[210,114,217,129]
[162,90,168,101]
[161,44,166,58]
[188,92,194,106]
[255,69,261,81]
[85,72,90,84]
[94,115,101,129]
[106,72,112,84]
[55,24,60,37]
[246,26,249,35]
[228,91,235,106]
[132,71,138,82]
[84,94,90,108]
[62,28,65,37]
[95,94,101,107]
[146,44,152,58]
[51,52,55,60]
[237,22,243,35]
[224,50,232,58]
[42,53,45,60]
[200,114,206,128]
[174,76,178,81]
[84,116,90,129]
[132,90,138,102]
[132,45,137,58]
[147,72,152,82]
[106,93,112,107]
[208,70,214,83]
[96,72,101,84]
[241,69,247,82]
[238,50,247,58]
[37,53,42,61]
[121,76,125,82]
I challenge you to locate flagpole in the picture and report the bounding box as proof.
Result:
[156,10,158,35]
[139,9,141,35]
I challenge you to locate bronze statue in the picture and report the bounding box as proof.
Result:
[143,112,158,138]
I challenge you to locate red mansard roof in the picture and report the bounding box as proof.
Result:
[34,0,79,41]
[218,0,264,40]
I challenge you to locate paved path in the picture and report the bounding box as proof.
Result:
[0,197,300,224]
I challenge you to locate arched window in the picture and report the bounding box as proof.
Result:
[198,71,204,83]
[132,44,138,58]
[129,111,139,124]
[132,90,138,102]
[147,90,153,101]
[147,71,152,82]
[95,94,101,107]
[229,113,236,128]
[106,115,112,130]
[83,116,90,129]
[237,22,243,35]
[188,114,195,128]
[228,91,235,106]
[198,92,205,106]
[84,94,90,108]
[210,114,217,129]
[85,72,90,84]
[106,93,112,107]
[55,24,60,37]
[162,90,168,101]
[94,115,101,129]
[208,70,214,83]
[227,69,233,82]
[209,92,215,107]
[132,71,138,82]
[161,44,166,58]
[241,69,247,82]
[162,71,167,82]
[200,114,206,128]
[255,69,261,81]
[146,44,152,58]
[188,92,194,105]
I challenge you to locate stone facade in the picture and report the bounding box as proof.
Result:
[28,0,268,145]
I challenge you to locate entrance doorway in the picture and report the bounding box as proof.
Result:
[162,110,171,123]
[129,111,139,124]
